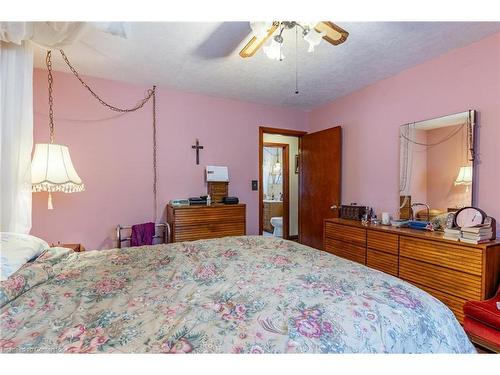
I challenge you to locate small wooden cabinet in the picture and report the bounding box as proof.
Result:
[324,218,500,323]
[207,181,228,203]
[167,203,246,243]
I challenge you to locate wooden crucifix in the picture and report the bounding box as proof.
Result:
[191,138,204,165]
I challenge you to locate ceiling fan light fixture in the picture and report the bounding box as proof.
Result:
[302,21,320,30]
[240,21,280,58]
[250,22,273,39]
[263,38,284,61]
[240,21,348,59]
[303,28,326,52]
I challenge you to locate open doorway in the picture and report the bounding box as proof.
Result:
[259,127,306,240]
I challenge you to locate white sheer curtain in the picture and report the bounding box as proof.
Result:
[0,22,129,233]
[0,22,128,47]
[0,41,33,233]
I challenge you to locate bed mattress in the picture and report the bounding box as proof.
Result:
[0,236,474,353]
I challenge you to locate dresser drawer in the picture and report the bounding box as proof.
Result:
[367,230,399,255]
[410,282,467,323]
[366,248,398,276]
[174,221,245,242]
[400,236,483,275]
[324,222,366,246]
[168,204,246,243]
[399,257,482,300]
[174,206,245,226]
[324,238,366,265]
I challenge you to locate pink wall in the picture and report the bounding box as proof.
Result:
[31,69,307,249]
[309,32,500,222]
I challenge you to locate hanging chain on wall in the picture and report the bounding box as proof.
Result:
[46,51,55,144]
[59,50,155,112]
[152,87,158,221]
[53,49,159,222]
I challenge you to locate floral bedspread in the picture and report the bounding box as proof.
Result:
[0,236,474,353]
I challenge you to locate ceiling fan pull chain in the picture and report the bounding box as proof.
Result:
[295,26,299,94]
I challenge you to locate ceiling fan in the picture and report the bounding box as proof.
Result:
[239,21,349,60]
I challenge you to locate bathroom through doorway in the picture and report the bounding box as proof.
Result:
[259,127,305,240]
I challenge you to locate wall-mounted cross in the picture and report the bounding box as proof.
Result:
[191,138,204,165]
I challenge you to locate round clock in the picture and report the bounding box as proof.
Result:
[453,206,487,228]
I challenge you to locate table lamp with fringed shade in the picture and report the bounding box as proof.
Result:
[31,50,84,209]
[454,166,473,186]
[454,165,473,194]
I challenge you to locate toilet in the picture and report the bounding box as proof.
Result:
[270,217,283,237]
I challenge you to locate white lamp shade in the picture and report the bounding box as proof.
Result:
[302,22,320,29]
[263,38,284,61]
[454,165,473,186]
[250,22,273,39]
[303,28,325,52]
[31,143,85,193]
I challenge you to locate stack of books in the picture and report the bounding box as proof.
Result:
[443,227,461,241]
[460,225,493,244]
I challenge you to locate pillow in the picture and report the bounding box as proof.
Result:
[0,232,49,281]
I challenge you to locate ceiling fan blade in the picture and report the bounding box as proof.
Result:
[239,22,279,58]
[315,22,349,46]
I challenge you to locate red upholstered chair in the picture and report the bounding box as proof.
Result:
[463,285,500,353]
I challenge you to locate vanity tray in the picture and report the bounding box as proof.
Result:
[390,219,409,228]
[408,220,430,230]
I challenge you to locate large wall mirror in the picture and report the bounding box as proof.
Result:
[399,110,476,223]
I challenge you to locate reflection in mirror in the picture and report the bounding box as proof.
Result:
[399,110,476,226]
[262,145,284,237]
[263,146,283,201]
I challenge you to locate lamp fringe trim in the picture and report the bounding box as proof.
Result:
[32,182,85,193]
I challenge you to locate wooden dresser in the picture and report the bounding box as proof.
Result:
[167,203,246,243]
[324,218,500,323]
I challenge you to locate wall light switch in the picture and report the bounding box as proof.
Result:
[251,180,258,191]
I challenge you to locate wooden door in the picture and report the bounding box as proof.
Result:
[299,126,342,249]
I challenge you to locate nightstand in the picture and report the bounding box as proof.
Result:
[51,242,85,252]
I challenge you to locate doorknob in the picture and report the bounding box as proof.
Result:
[330,205,338,210]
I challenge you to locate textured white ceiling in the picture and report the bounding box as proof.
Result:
[33,22,500,111]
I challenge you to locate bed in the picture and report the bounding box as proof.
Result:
[0,236,474,353]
